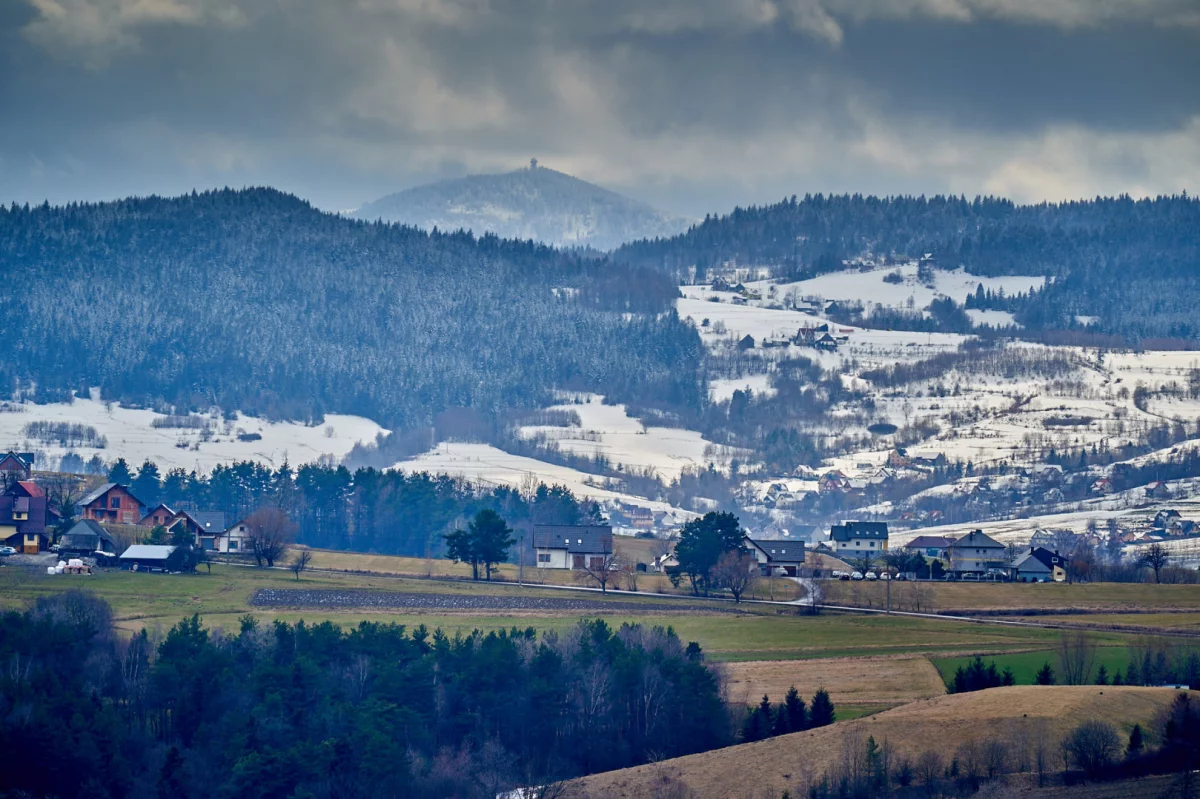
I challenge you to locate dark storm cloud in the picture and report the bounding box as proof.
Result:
[2,0,1198,216]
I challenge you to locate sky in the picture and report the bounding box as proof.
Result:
[2,0,1199,218]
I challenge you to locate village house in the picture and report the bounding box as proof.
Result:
[745,536,806,577]
[78,483,145,525]
[139,503,176,528]
[828,521,889,556]
[532,524,613,570]
[1010,546,1067,582]
[903,535,953,563]
[818,470,853,495]
[0,480,51,554]
[946,529,1007,576]
[218,517,255,554]
[57,519,119,557]
[0,451,34,487]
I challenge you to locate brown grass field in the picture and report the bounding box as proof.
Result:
[569,686,1193,799]
[722,654,950,710]
[824,579,1200,613]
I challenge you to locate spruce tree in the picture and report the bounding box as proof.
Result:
[1035,662,1056,685]
[1128,723,1143,757]
[784,686,807,731]
[810,688,835,727]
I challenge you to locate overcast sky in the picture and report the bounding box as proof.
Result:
[3,0,1198,217]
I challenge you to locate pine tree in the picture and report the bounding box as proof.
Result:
[1002,667,1016,686]
[108,457,133,485]
[1095,664,1109,686]
[809,688,835,727]
[784,686,807,731]
[1035,662,1056,685]
[1128,723,1143,757]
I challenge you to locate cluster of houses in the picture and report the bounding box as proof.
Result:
[0,464,257,569]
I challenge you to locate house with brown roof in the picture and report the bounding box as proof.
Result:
[78,483,145,525]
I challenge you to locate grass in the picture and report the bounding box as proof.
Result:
[825,579,1200,613]
[930,646,1143,687]
[257,547,804,602]
[575,687,1191,798]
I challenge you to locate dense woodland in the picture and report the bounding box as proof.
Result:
[0,593,729,798]
[0,189,703,427]
[618,194,1200,341]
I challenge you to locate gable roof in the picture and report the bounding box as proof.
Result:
[532,525,613,554]
[120,544,176,561]
[14,480,45,498]
[0,452,33,470]
[78,482,145,509]
[189,511,227,534]
[947,529,1005,550]
[1011,551,1053,573]
[59,519,118,551]
[746,537,805,564]
[904,535,953,550]
[829,521,889,542]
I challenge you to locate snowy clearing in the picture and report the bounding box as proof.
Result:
[0,396,387,472]
[517,394,720,482]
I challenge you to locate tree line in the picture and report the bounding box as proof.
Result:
[0,592,730,799]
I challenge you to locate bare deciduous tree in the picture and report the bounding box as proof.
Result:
[710,550,758,603]
[243,507,296,567]
[1139,542,1170,583]
[578,552,623,594]
[290,549,313,580]
[1057,630,1097,685]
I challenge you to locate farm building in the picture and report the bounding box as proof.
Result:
[57,519,118,556]
[119,544,177,571]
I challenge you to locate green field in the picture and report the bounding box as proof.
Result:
[0,562,1156,664]
[929,645,1193,687]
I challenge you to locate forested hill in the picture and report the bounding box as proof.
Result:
[352,163,690,251]
[617,194,1200,341]
[0,188,704,426]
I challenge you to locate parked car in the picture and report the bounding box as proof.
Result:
[879,573,890,581]
[0,546,16,557]
[865,571,878,581]
[850,571,864,581]
[961,573,980,581]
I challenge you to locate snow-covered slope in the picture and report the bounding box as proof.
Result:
[0,396,387,472]
[352,162,689,251]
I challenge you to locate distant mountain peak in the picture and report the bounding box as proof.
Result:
[352,164,689,251]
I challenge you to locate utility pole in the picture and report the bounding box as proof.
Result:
[519,532,525,586]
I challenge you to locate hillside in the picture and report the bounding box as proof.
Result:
[616,194,1200,341]
[0,188,703,430]
[352,162,690,251]
[570,686,1188,798]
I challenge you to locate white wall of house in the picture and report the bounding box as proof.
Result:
[535,547,569,569]
[834,538,887,554]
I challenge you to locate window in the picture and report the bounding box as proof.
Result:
[869,541,875,548]
[538,553,550,563]
[110,496,121,508]
[229,540,238,550]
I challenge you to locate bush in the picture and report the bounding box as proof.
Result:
[1064,720,1121,776]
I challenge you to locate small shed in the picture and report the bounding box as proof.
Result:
[119,544,177,572]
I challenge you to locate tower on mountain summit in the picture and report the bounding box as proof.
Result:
[530,158,538,170]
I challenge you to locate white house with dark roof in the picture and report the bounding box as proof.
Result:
[828,521,889,556]
[744,537,806,576]
[532,524,613,570]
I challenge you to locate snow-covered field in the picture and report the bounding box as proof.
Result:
[755,264,1044,320]
[0,396,387,472]
[392,442,686,514]
[517,393,720,481]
